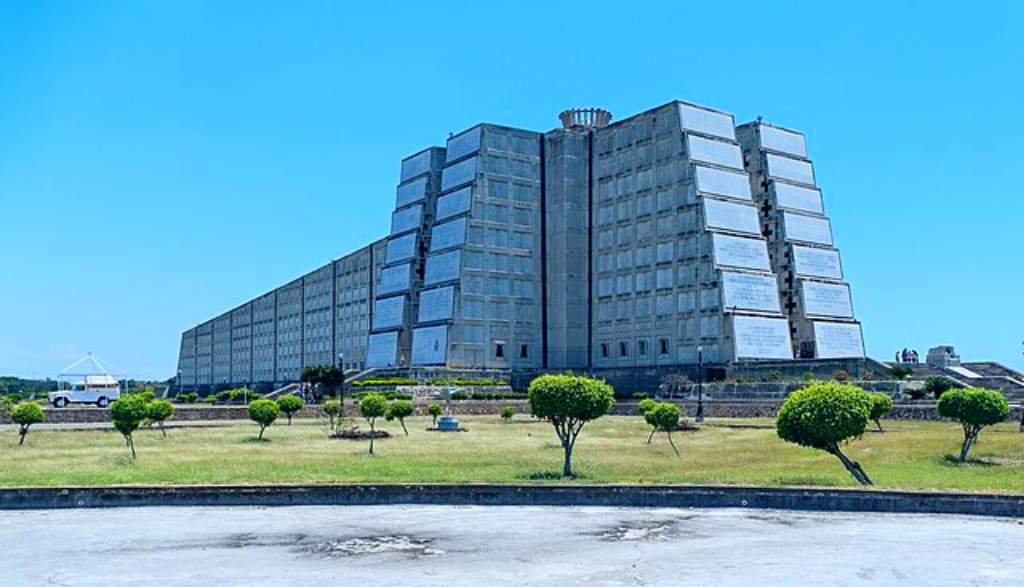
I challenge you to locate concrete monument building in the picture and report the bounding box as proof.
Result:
[176,99,867,391]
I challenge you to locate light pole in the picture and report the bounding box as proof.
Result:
[337,352,345,401]
[696,346,705,423]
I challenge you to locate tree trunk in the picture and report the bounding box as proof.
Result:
[18,426,27,446]
[287,414,293,425]
[959,431,977,463]
[830,445,872,485]
[129,435,136,459]
[874,418,884,433]
[159,422,167,438]
[400,419,408,436]
[432,415,437,428]
[647,429,656,444]
[666,431,680,457]
[259,425,265,440]
[562,439,573,478]
[369,419,375,454]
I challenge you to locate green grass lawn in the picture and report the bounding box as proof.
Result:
[1,415,1022,492]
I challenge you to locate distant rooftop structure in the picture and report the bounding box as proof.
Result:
[559,108,612,130]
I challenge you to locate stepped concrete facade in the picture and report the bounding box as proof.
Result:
[176,99,866,391]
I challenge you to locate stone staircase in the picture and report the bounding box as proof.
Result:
[886,361,1024,402]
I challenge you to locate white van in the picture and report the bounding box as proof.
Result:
[48,375,121,408]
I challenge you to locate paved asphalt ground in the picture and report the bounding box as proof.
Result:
[1,505,1020,586]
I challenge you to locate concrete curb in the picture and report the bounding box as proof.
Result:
[1,484,1022,518]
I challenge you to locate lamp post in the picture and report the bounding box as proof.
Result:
[696,346,705,423]
[337,352,345,401]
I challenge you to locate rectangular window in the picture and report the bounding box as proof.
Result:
[659,338,669,355]
[519,344,528,359]
[600,343,610,358]
[495,342,505,358]
[619,341,629,357]
[638,340,648,356]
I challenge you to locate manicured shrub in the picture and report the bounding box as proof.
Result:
[643,402,682,456]
[888,365,913,380]
[352,378,418,387]
[2,393,22,411]
[175,392,198,404]
[427,403,443,428]
[323,400,342,435]
[276,394,304,425]
[831,369,850,382]
[385,399,414,435]
[637,398,656,416]
[802,371,817,382]
[248,399,280,441]
[359,392,388,454]
[776,382,873,485]
[201,395,217,404]
[904,385,928,400]
[146,399,175,438]
[110,395,149,458]
[924,377,957,399]
[10,402,44,446]
[500,405,516,423]
[937,388,1010,462]
[131,388,156,403]
[528,374,615,478]
[867,392,893,432]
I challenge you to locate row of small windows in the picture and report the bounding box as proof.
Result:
[493,342,529,359]
[599,338,672,358]
[596,270,708,296]
[486,179,537,202]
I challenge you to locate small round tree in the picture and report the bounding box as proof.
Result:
[427,403,443,429]
[248,399,280,441]
[276,394,304,425]
[637,398,656,416]
[385,399,414,435]
[644,402,682,456]
[528,374,615,478]
[500,405,516,423]
[146,399,175,438]
[776,382,873,485]
[110,395,149,458]
[359,392,388,454]
[10,402,44,446]
[867,392,893,432]
[323,400,342,435]
[937,388,1009,462]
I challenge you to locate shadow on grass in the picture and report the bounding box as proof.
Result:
[941,454,1002,467]
[242,437,272,444]
[519,471,588,481]
[707,422,774,430]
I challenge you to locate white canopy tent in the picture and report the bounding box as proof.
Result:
[57,354,128,390]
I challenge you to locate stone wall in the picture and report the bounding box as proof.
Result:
[4,400,1020,425]
[3,484,1023,517]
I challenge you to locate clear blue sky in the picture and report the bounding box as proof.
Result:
[1,1,1021,380]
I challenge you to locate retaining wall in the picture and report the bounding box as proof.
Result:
[3,401,1022,425]
[0,484,1021,518]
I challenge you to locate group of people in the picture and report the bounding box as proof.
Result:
[895,348,920,363]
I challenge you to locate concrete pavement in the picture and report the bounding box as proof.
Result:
[0,505,1020,586]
